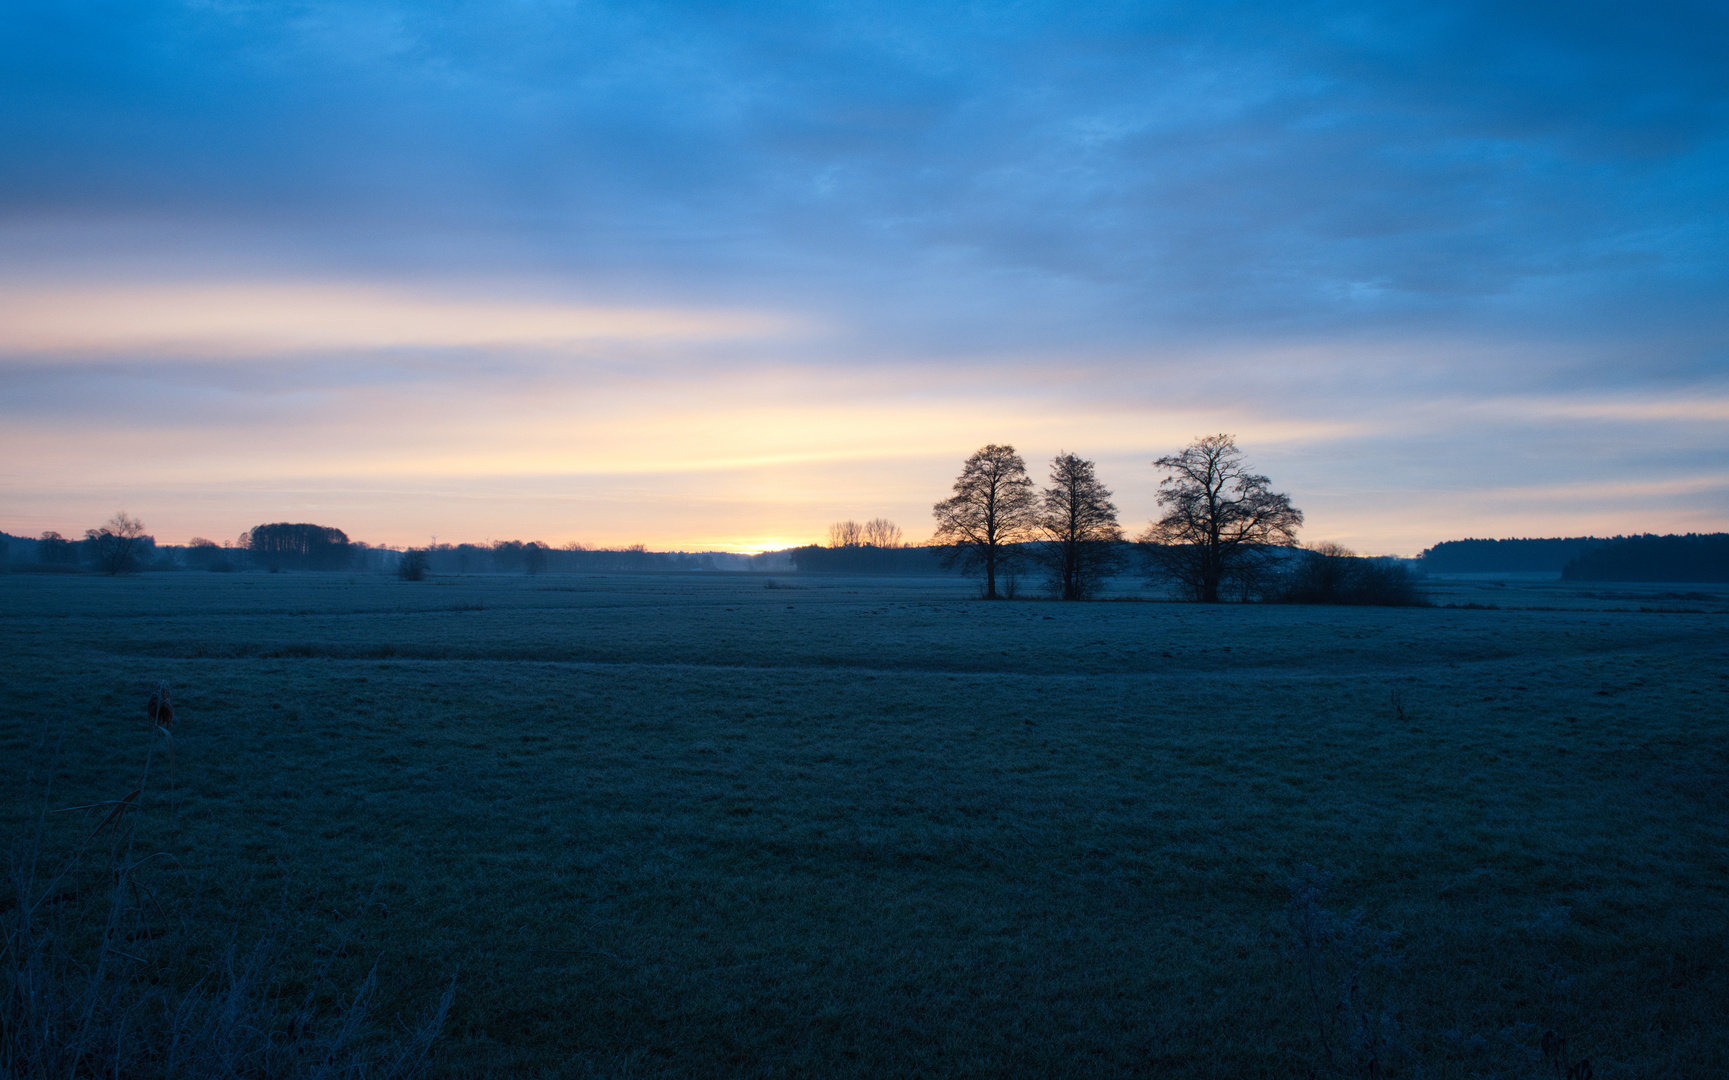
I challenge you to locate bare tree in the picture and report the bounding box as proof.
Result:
[1138,434,1302,602]
[862,518,903,548]
[932,444,1037,599]
[827,520,864,548]
[85,512,151,576]
[1035,453,1127,600]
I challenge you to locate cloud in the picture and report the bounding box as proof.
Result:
[0,282,796,356]
[1,1,1726,548]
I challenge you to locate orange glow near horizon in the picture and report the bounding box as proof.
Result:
[1,281,1724,557]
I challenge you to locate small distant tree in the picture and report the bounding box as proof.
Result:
[492,540,524,572]
[862,518,903,548]
[184,537,227,571]
[932,444,1038,600]
[1034,453,1127,600]
[827,520,864,548]
[523,542,549,575]
[1138,435,1302,602]
[398,548,430,581]
[85,512,151,576]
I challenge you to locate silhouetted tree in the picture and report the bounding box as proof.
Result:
[523,541,549,575]
[827,520,864,548]
[932,444,1037,599]
[38,530,77,565]
[1138,435,1302,602]
[398,548,430,581]
[491,540,524,572]
[85,512,152,576]
[863,518,903,547]
[1034,453,1127,600]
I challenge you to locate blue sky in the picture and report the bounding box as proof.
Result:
[2,0,1725,552]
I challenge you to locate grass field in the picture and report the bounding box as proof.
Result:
[3,570,1726,1077]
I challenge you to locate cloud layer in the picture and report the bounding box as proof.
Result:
[2,1,1725,551]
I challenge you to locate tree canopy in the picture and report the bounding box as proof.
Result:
[932,444,1038,599]
[244,522,353,571]
[1138,435,1302,602]
[1034,453,1126,600]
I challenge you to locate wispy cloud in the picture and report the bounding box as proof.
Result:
[0,282,796,355]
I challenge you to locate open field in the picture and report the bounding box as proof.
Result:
[3,571,1727,1077]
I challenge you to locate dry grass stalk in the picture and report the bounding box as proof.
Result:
[2,680,455,1079]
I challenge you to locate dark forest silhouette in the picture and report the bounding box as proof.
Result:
[1419,536,1609,574]
[1562,533,1729,582]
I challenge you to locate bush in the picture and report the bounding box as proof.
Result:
[397,549,431,581]
[1274,546,1429,606]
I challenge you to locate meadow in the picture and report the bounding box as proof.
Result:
[2,570,1726,1077]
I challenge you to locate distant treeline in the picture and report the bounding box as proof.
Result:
[1419,533,1729,580]
[1,527,162,574]
[1561,533,1729,582]
[787,544,956,575]
[1418,537,1609,573]
[0,526,752,575]
[418,542,753,575]
[10,522,1726,584]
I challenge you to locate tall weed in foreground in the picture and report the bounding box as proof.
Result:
[1287,865,1412,1078]
[2,683,454,1079]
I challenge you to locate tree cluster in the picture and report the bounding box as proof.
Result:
[36,530,78,566]
[183,538,238,572]
[931,445,1127,600]
[1273,543,1428,606]
[932,436,1310,602]
[84,513,154,576]
[826,518,904,549]
[243,522,353,571]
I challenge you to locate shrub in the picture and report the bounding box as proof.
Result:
[397,549,430,581]
[1274,546,1428,606]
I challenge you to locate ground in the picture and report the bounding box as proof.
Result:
[2,570,1726,1077]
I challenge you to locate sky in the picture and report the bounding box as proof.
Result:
[2,0,1725,555]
